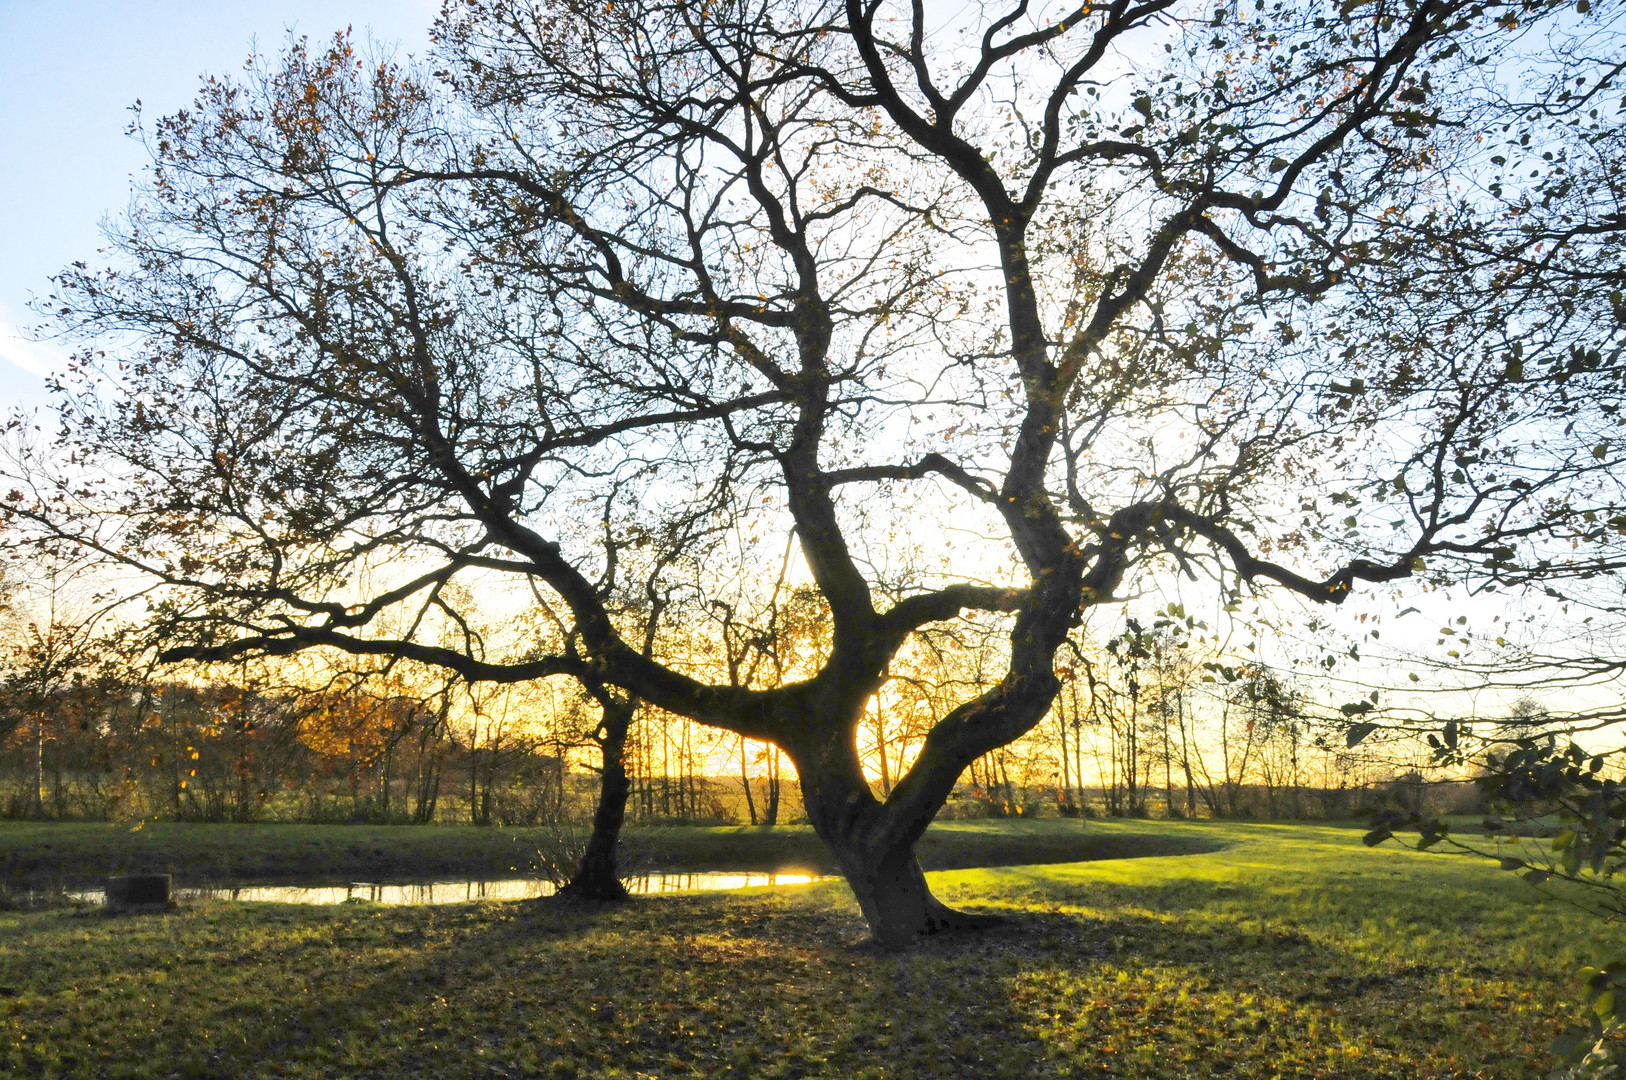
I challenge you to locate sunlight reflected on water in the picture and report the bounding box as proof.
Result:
[73,870,824,906]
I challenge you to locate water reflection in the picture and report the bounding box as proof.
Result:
[72,870,823,906]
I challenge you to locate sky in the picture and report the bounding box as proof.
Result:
[0,1,1607,735]
[0,0,437,416]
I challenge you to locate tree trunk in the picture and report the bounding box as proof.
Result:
[790,727,989,949]
[764,747,780,826]
[1163,707,1175,818]
[1178,693,1197,818]
[563,697,634,901]
[1107,701,1120,815]
[997,753,1016,816]
[659,716,670,819]
[739,736,758,826]
[1126,685,1140,815]
[837,840,976,946]
[871,699,891,798]
[1057,702,1073,812]
[380,737,392,822]
[35,716,46,820]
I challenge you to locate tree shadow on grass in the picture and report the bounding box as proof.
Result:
[22,889,1059,1079]
[914,830,1228,872]
[1,872,1574,1079]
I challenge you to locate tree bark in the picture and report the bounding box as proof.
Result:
[739,736,758,826]
[787,720,994,949]
[764,748,780,826]
[563,697,634,901]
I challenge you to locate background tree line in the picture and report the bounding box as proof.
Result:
[0,565,1474,825]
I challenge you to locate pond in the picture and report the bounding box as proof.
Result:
[70,870,825,906]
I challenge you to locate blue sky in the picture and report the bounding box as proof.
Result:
[0,0,436,415]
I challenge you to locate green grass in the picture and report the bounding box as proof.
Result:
[0,818,1220,886]
[0,820,1615,1078]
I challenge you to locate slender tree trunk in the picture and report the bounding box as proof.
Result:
[1290,723,1302,819]
[1107,703,1119,816]
[1163,702,1175,818]
[660,715,671,820]
[764,747,780,826]
[677,718,688,821]
[740,736,758,826]
[1056,698,1073,812]
[35,715,46,821]
[891,729,910,798]
[1178,692,1197,818]
[414,700,446,824]
[627,723,640,826]
[684,721,698,821]
[1073,676,1095,815]
[564,696,634,901]
[871,698,891,798]
[641,721,653,824]
[997,753,1016,816]
[1075,715,1090,815]
[169,697,185,820]
[380,739,390,822]
[1126,684,1140,815]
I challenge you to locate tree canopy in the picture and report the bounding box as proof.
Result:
[6,0,1625,943]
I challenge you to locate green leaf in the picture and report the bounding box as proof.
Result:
[1362,828,1392,847]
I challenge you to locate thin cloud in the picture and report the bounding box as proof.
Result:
[0,307,70,379]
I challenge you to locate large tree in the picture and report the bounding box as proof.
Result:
[8,0,1625,944]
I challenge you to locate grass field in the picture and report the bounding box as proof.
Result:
[0,820,1614,1078]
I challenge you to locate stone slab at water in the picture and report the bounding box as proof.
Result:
[105,873,171,912]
